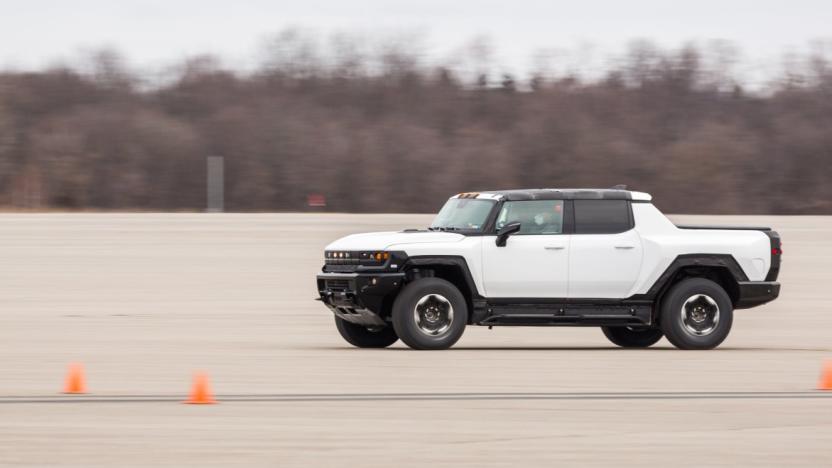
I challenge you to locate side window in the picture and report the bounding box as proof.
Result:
[496,200,564,235]
[573,200,632,234]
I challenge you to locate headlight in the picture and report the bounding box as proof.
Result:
[366,252,389,262]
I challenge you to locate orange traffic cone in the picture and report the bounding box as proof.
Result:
[819,361,832,391]
[184,372,217,404]
[63,363,86,394]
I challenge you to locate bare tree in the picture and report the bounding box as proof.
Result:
[0,36,829,214]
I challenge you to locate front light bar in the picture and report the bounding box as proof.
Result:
[325,251,390,265]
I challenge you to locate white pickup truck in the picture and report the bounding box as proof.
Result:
[317,189,781,350]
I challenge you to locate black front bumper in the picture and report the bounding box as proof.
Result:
[735,281,780,309]
[317,272,405,327]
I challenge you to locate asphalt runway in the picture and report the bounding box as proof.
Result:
[0,213,830,466]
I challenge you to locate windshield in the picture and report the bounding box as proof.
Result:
[430,198,495,231]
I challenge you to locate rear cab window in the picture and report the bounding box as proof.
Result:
[573,200,632,234]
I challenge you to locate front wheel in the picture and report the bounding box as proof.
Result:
[334,316,399,348]
[660,278,733,350]
[392,277,468,350]
[601,326,663,348]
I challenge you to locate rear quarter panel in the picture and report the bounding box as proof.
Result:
[631,204,771,295]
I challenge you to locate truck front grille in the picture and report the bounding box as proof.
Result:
[325,279,352,291]
[324,264,359,273]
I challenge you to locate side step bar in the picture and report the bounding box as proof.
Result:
[476,304,652,327]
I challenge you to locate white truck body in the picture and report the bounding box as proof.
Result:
[318,188,781,350]
[324,194,773,299]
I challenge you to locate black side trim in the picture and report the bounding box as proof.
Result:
[675,225,772,231]
[480,303,652,327]
[485,297,652,306]
[395,253,776,327]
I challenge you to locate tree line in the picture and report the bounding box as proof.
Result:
[0,37,830,213]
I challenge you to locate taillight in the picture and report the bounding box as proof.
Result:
[772,247,782,255]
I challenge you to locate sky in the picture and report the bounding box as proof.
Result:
[1,0,830,80]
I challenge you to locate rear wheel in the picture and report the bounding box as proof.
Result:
[660,278,733,350]
[392,277,468,350]
[601,326,663,348]
[334,316,398,348]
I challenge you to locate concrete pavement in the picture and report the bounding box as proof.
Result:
[0,213,829,466]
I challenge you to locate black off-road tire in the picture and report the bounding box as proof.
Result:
[391,277,468,350]
[660,278,733,350]
[334,316,399,348]
[601,326,664,348]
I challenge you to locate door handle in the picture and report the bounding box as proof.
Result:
[544,246,565,250]
[615,245,635,250]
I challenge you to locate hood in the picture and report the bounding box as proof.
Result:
[325,231,465,251]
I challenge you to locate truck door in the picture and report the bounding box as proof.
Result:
[567,199,643,299]
[481,199,569,298]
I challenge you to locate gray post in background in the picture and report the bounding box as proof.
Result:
[206,156,224,212]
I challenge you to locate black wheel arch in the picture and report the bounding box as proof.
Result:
[635,254,747,322]
[402,256,484,324]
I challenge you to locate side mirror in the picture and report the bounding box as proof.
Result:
[496,222,521,247]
